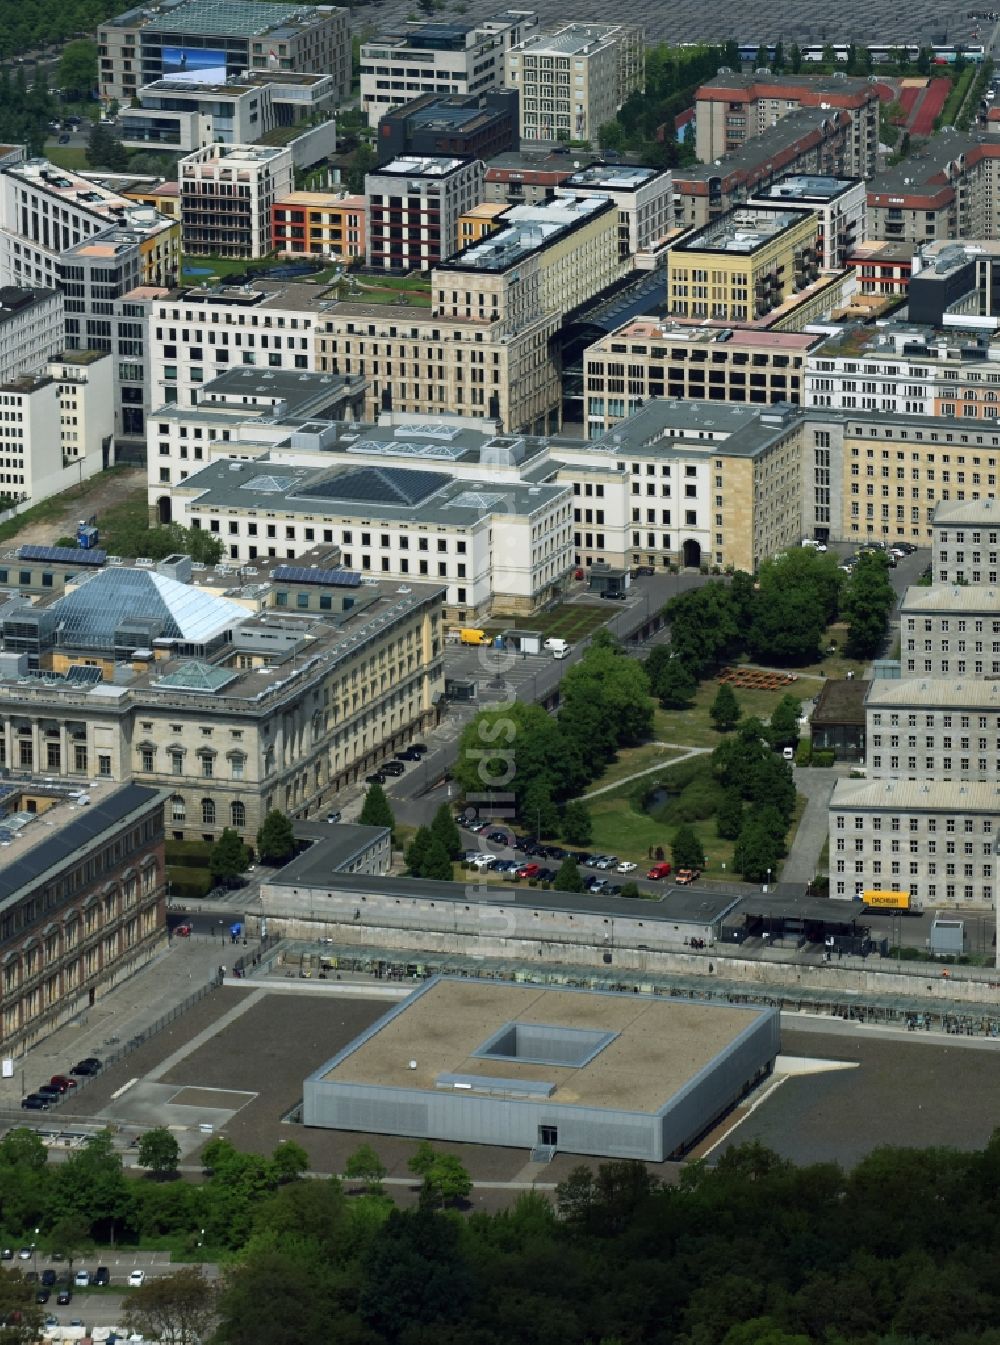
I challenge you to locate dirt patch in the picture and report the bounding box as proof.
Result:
[7,468,146,549]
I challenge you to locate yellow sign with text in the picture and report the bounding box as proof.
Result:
[863,890,911,910]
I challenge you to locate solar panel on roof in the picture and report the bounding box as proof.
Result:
[272,565,362,588]
[19,544,107,566]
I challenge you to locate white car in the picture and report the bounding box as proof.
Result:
[616,860,637,874]
[801,537,827,552]
[128,1270,145,1288]
[470,853,497,870]
[74,1269,89,1286]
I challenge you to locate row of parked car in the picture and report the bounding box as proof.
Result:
[362,742,428,788]
[22,1058,101,1110]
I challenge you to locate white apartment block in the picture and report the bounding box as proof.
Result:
[505,22,644,144]
[749,175,867,271]
[179,143,294,259]
[360,12,537,128]
[0,351,113,503]
[0,287,64,382]
[828,778,999,908]
[0,159,179,291]
[120,71,337,153]
[365,156,485,269]
[931,497,1000,581]
[148,282,318,412]
[555,164,672,261]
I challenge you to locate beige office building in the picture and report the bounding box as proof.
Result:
[505,22,643,144]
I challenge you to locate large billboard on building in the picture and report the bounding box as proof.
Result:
[162,46,228,83]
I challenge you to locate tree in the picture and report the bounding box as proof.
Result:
[789,42,803,73]
[842,551,895,659]
[256,810,295,865]
[0,1269,44,1345]
[209,828,249,883]
[123,1267,217,1345]
[344,1143,387,1194]
[619,881,640,898]
[418,1152,471,1209]
[359,781,394,833]
[671,824,705,870]
[45,1215,91,1271]
[562,799,593,847]
[555,856,585,892]
[656,656,698,709]
[405,825,431,875]
[520,780,560,839]
[716,789,744,841]
[270,1141,309,1184]
[733,816,785,882]
[137,1128,180,1179]
[428,802,460,858]
[49,1130,132,1244]
[710,682,740,732]
[421,835,453,881]
[346,140,377,194]
[768,694,802,750]
[59,39,97,97]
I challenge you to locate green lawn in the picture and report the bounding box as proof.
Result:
[348,285,432,307]
[486,603,611,643]
[653,679,799,749]
[181,252,275,280]
[43,145,89,171]
[736,621,869,681]
[584,743,684,790]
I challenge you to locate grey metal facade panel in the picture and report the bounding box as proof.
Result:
[303,1080,664,1160]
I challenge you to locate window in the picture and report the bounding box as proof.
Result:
[98,754,111,777]
[231,801,246,828]
[171,795,186,822]
[201,798,216,825]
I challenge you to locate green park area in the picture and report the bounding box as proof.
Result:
[437,548,895,889]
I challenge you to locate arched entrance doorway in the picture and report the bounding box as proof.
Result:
[157,495,172,524]
[682,538,701,569]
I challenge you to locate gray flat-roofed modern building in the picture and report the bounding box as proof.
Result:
[303,975,779,1160]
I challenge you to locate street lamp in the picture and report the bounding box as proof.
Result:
[765,867,771,894]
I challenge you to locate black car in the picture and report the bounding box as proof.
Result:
[36,1085,63,1101]
[395,747,422,761]
[57,134,70,144]
[486,830,511,845]
[92,1267,110,1287]
[70,1058,101,1076]
[381,761,405,776]
[25,1274,37,1285]
[21,1094,50,1110]
[35,1290,50,1305]
[601,589,626,600]
[41,1271,56,1287]
[365,772,386,785]
[57,1290,72,1306]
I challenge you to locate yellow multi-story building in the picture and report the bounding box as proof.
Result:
[458,201,508,245]
[667,205,821,323]
[272,190,367,260]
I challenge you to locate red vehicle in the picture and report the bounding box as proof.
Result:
[516,863,540,879]
[174,923,192,937]
[49,1075,78,1092]
[646,862,672,880]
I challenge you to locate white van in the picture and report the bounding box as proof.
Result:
[544,637,569,659]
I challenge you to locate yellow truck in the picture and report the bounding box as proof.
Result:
[456,627,490,646]
[862,890,911,910]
